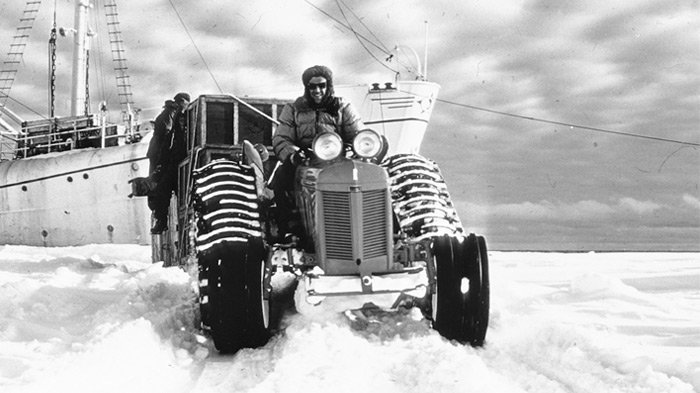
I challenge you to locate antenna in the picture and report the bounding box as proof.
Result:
[423,21,428,81]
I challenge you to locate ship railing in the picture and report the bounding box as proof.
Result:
[0,131,18,161]
[4,120,124,159]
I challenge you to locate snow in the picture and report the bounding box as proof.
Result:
[0,245,698,392]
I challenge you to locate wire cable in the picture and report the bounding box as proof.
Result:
[167,0,223,93]
[338,0,392,54]
[4,95,45,119]
[333,0,397,74]
[309,0,423,78]
[92,0,108,107]
[305,0,390,56]
[436,97,700,147]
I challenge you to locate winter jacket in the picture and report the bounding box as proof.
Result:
[147,101,187,176]
[272,96,364,162]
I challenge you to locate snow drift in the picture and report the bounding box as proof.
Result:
[0,245,697,392]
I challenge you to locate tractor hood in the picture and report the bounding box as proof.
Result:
[316,159,388,192]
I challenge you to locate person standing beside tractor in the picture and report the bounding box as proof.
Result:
[271,65,365,237]
[146,92,190,234]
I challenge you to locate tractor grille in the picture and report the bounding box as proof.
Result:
[362,189,388,259]
[322,189,388,261]
[323,191,353,260]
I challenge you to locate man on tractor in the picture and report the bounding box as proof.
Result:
[271,65,365,237]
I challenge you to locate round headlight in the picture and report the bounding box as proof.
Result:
[353,129,383,158]
[312,132,343,161]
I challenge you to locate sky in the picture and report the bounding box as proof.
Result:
[0,0,698,251]
[1,244,698,392]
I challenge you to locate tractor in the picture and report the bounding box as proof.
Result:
[148,94,489,353]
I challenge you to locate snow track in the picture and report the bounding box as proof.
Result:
[0,247,698,392]
[382,154,464,240]
[191,160,262,252]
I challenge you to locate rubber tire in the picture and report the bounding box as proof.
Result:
[475,235,490,343]
[432,233,490,347]
[199,262,211,328]
[200,237,270,353]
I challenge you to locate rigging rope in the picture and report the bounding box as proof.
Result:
[92,0,108,108]
[166,0,278,125]
[436,97,700,147]
[333,0,397,74]
[305,0,388,55]
[167,0,223,93]
[5,96,45,119]
[309,0,423,77]
[337,0,391,54]
[306,0,401,76]
[336,0,419,76]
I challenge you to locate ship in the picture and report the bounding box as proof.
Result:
[0,0,440,247]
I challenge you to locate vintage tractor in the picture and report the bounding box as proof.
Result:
[152,94,489,353]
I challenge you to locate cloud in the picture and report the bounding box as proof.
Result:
[458,197,667,224]
[455,196,698,251]
[683,194,700,210]
[491,199,614,221]
[618,197,661,215]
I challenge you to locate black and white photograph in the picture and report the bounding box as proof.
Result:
[0,1,698,392]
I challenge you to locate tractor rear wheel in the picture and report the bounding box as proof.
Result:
[431,234,489,346]
[199,238,270,353]
[190,160,270,353]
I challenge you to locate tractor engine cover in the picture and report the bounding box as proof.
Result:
[297,159,394,276]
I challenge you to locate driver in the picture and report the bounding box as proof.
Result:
[272,65,364,164]
[271,65,365,238]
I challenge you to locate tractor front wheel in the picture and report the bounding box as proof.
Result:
[431,233,489,347]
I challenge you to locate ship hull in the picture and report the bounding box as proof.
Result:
[0,142,151,246]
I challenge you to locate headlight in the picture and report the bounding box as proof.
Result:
[353,129,383,159]
[312,132,343,161]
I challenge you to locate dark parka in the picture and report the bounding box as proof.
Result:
[147,100,180,178]
[273,65,364,162]
[146,100,187,221]
[272,96,364,162]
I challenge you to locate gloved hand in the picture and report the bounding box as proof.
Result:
[254,143,269,162]
[128,176,157,197]
[290,149,307,166]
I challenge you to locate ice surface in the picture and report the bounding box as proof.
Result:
[0,245,698,392]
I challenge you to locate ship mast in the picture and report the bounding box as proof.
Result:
[48,0,57,118]
[70,0,90,116]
